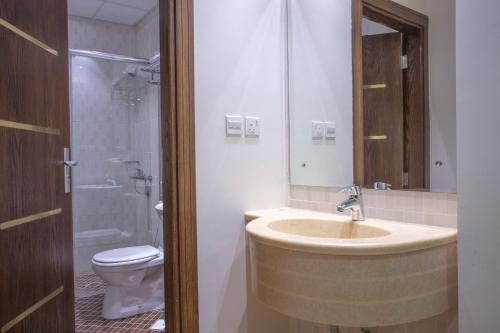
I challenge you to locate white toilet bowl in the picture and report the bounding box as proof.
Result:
[92,245,164,320]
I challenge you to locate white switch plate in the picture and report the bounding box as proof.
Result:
[312,121,324,139]
[245,116,260,137]
[226,115,243,136]
[324,122,336,139]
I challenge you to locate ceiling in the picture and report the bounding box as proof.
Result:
[68,0,158,26]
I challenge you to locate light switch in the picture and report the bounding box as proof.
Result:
[312,121,324,139]
[245,116,260,137]
[325,122,336,139]
[226,115,243,136]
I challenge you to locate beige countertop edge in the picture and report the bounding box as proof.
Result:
[248,233,457,256]
[245,207,457,256]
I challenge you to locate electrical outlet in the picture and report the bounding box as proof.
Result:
[312,121,325,139]
[245,116,260,137]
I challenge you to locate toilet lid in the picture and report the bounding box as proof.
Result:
[93,245,160,264]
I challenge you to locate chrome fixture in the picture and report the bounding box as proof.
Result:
[63,148,78,194]
[141,53,160,73]
[337,185,365,221]
[373,182,392,190]
[121,160,141,165]
[141,53,160,85]
[130,168,153,182]
[105,178,117,186]
[69,49,149,64]
[129,167,153,196]
[63,160,78,167]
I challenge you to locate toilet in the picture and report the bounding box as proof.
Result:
[92,245,164,320]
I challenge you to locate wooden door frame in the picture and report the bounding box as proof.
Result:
[160,0,199,332]
[353,0,430,188]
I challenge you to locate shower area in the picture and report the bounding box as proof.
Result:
[70,50,162,276]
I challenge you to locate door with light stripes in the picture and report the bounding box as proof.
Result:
[0,1,75,332]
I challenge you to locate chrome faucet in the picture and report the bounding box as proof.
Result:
[337,185,365,221]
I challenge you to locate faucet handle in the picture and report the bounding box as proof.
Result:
[338,185,362,196]
[374,182,392,190]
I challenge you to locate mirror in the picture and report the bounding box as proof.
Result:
[288,0,456,193]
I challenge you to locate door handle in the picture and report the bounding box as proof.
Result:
[64,160,78,167]
[63,148,77,193]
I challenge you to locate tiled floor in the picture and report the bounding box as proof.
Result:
[75,274,164,333]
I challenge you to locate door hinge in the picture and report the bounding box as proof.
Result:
[401,55,408,69]
[403,172,409,188]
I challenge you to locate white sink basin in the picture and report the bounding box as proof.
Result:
[245,208,458,327]
[268,218,390,239]
[155,202,163,218]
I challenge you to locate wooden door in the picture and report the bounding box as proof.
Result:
[362,32,404,189]
[0,1,74,333]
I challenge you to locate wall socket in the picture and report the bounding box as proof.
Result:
[245,116,260,137]
[312,121,325,139]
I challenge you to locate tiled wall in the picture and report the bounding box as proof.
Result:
[288,185,457,332]
[290,185,457,228]
[69,16,136,56]
[69,5,162,275]
[135,6,160,59]
[70,55,145,274]
[132,5,162,247]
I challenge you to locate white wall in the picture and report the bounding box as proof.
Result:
[457,0,500,331]
[194,1,289,332]
[288,0,353,187]
[427,0,457,192]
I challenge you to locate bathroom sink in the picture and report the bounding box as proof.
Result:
[268,218,390,239]
[245,208,458,327]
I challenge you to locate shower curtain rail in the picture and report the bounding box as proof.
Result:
[69,49,149,64]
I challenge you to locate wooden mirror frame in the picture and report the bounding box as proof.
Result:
[353,0,430,189]
[160,0,199,332]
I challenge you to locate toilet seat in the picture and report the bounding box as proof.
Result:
[92,245,161,269]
